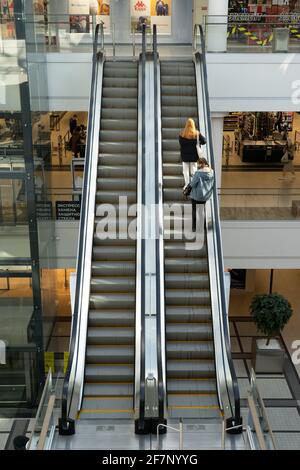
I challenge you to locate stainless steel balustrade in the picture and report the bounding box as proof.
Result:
[59,23,105,435]
[193,24,242,430]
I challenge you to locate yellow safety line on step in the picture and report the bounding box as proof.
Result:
[84,396,132,400]
[79,409,133,414]
[168,405,220,410]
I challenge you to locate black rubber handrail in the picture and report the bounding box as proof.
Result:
[59,23,104,435]
[194,24,241,428]
[136,23,147,433]
[153,24,166,422]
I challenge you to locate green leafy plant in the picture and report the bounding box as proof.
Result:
[250,293,293,345]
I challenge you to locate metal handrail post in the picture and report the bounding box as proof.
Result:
[156,423,183,450]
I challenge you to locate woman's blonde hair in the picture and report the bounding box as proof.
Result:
[181,118,198,139]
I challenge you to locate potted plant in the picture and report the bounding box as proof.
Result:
[250,293,293,373]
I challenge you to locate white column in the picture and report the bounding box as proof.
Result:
[206,0,228,52]
[211,113,226,190]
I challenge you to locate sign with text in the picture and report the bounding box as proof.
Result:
[131,0,172,35]
[36,201,53,220]
[56,201,81,221]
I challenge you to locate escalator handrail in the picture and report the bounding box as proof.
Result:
[153,24,167,421]
[60,22,104,430]
[193,24,241,423]
[135,23,147,431]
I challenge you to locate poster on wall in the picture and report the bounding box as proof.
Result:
[0,1,15,39]
[91,0,111,34]
[0,0,14,18]
[69,0,111,33]
[70,15,90,33]
[33,0,45,15]
[130,0,172,35]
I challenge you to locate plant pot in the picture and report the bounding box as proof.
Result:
[252,338,286,374]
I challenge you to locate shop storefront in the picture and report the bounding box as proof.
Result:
[223,111,300,164]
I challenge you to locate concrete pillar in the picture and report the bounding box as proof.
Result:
[211,112,226,190]
[206,0,228,52]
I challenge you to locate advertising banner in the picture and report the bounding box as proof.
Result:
[69,0,110,33]
[131,0,172,35]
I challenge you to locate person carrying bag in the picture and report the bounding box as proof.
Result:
[184,157,215,232]
[179,118,206,191]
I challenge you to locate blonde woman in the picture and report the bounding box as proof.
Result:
[179,118,206,189]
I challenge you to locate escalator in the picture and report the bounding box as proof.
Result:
[161,61,220,419]
[79,61,138,420]
[59,24,143,435]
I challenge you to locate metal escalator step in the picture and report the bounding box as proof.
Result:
[165,258,208,273]
[86,345,134,363]
[88,310,134,327]
[161,76,195,87]
[167,341,214,359]
[99,141,137,154]
[163,162,182,175]
[162,96,197,108]
[90,277,135,293]
[89,293,135,309]
[165,289,211,306]
[97,177,136,191]
[103,69,137,79]
[166,306,211,322]
[94,205,136,220]
[103,77,138,89]
[87,326,134,345]
[103,87,137,99]
[93,235,135,247]
[162,117,198,129]
[168,394,218,407]
[99,154,137,165]
[162,140,181,153]
[168,405,220,419]
[80,399,134,419]
[163,175,185,187]
[161,106,198,118]
[168,378,217,394]
[102,97,137,109]
[91,261,135,277]
[85,364,134,381]
[101,108,137,120]
[164,243,207,258]
[97,165,136,178]
[165,273,209,289]
[166,323,212,341]
[96,190,136,204]
[163,189,184,203]
[160,68,194,77]
[84,382,133,396]
[161,83,197,98]
[167,360,215,378]
[101,119,137,131]
[100,130,137,142]
[162,151,181,164]
[81,396,133,413]
[161,85,197,97]
[92,246,135,261]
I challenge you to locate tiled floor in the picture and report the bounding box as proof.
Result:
[230,317,300,450]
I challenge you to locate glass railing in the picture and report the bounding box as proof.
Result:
[203,14,300,52]
[28,369,61,450]
[244,369,276,450]
[219,187,300,220]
